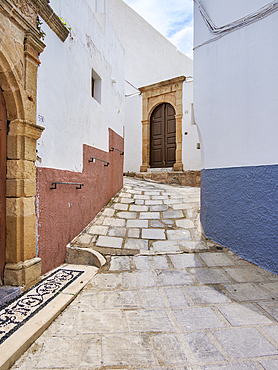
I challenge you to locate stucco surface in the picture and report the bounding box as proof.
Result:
[201,165,278,274]
[37,0,125,172]
[194,1,278,169]
[37,129,124,274]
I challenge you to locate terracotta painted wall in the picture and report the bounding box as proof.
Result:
[36,129,124,274]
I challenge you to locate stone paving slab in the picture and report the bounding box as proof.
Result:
[167,229,192,240]
[152,240,182,254]
[217,303,274,326]
[124,238,148,250]
[96,235,123,248]
[151,220,165,228]
[184,331,225,362]
[70,177,206,256]
[9,178,278,369]
[213,327,278,359]
[140,211,160,219]
[185,285,232,305]
[142,228,166,240]
[173,307,227,331]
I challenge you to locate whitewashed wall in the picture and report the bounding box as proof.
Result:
[194,0,278,274]
[108,0,201,172]
[194,0,278,169]
[37,0,125,172]
[124,93,142,173]
[182,80,201,170]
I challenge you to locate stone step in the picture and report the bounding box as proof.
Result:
[66,246,106,267]
[127,170,201,187]
[147,167,173,172]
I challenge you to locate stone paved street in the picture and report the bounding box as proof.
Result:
[69,177,205,256]
[11,178,278,369]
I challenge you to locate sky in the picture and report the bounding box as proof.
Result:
[123,0,194,59]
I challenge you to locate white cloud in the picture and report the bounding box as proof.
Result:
[169,21,193,59]
[123,0,193,59]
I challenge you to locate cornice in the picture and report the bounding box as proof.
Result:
[0,0,39,35]
[31,0,69,42]
[139,76,186,93]
[0,0,69,42]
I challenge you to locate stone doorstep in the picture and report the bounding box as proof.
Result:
[0,264,98,370]
[131,170,201,187]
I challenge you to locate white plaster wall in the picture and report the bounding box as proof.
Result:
[109,0,192,87]
[37,0,125,172]
[108,0,201,172]
[124,94,142,172]
[194,0,278,169]
[182,81,201,170]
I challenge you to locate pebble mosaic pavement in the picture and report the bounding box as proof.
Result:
[10,178,278,370]
[0,269,83,345]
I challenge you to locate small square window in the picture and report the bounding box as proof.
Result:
[91,69,101,104]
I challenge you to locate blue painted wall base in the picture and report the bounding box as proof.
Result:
[201,164,278,274]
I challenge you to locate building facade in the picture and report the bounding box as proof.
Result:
[36,0,201,276]
[194,0,278,273]
[36,0,125,275]
[0,0,200,286]
[108,0,201,174]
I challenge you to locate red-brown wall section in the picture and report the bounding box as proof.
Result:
[36,129,124,274]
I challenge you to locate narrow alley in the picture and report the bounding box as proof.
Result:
[7,178,278,370]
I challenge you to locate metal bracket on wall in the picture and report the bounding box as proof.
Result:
[50,182,84,190]
[89,157,110,166]
[110,147,124,155]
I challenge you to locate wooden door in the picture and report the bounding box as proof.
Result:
[0,89,6,281]
[150,103,176,168]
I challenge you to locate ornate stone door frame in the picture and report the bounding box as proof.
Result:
[0,1,69,286]
[0,28,45,286]
[139,76,185,172]
[0,3,46,286]
[0,88,7,281]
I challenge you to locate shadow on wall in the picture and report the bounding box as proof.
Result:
[36,128,124,274]
[200,165,278,274]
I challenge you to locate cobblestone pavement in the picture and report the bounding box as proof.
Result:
[70,177,206,256]
[11,178,278,370]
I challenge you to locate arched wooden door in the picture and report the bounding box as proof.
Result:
[150,103,176,168]
[0,89,6,281]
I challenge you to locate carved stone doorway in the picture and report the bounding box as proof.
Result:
[139,76,185,172]
[0,89,6,281]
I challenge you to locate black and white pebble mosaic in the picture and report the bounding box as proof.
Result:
[0,269,83,345]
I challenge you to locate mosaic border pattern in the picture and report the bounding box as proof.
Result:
[0,269,84,344]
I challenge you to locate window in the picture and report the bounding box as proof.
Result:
[91,69,102,104]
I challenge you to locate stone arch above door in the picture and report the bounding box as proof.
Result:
[139,76,185,172]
